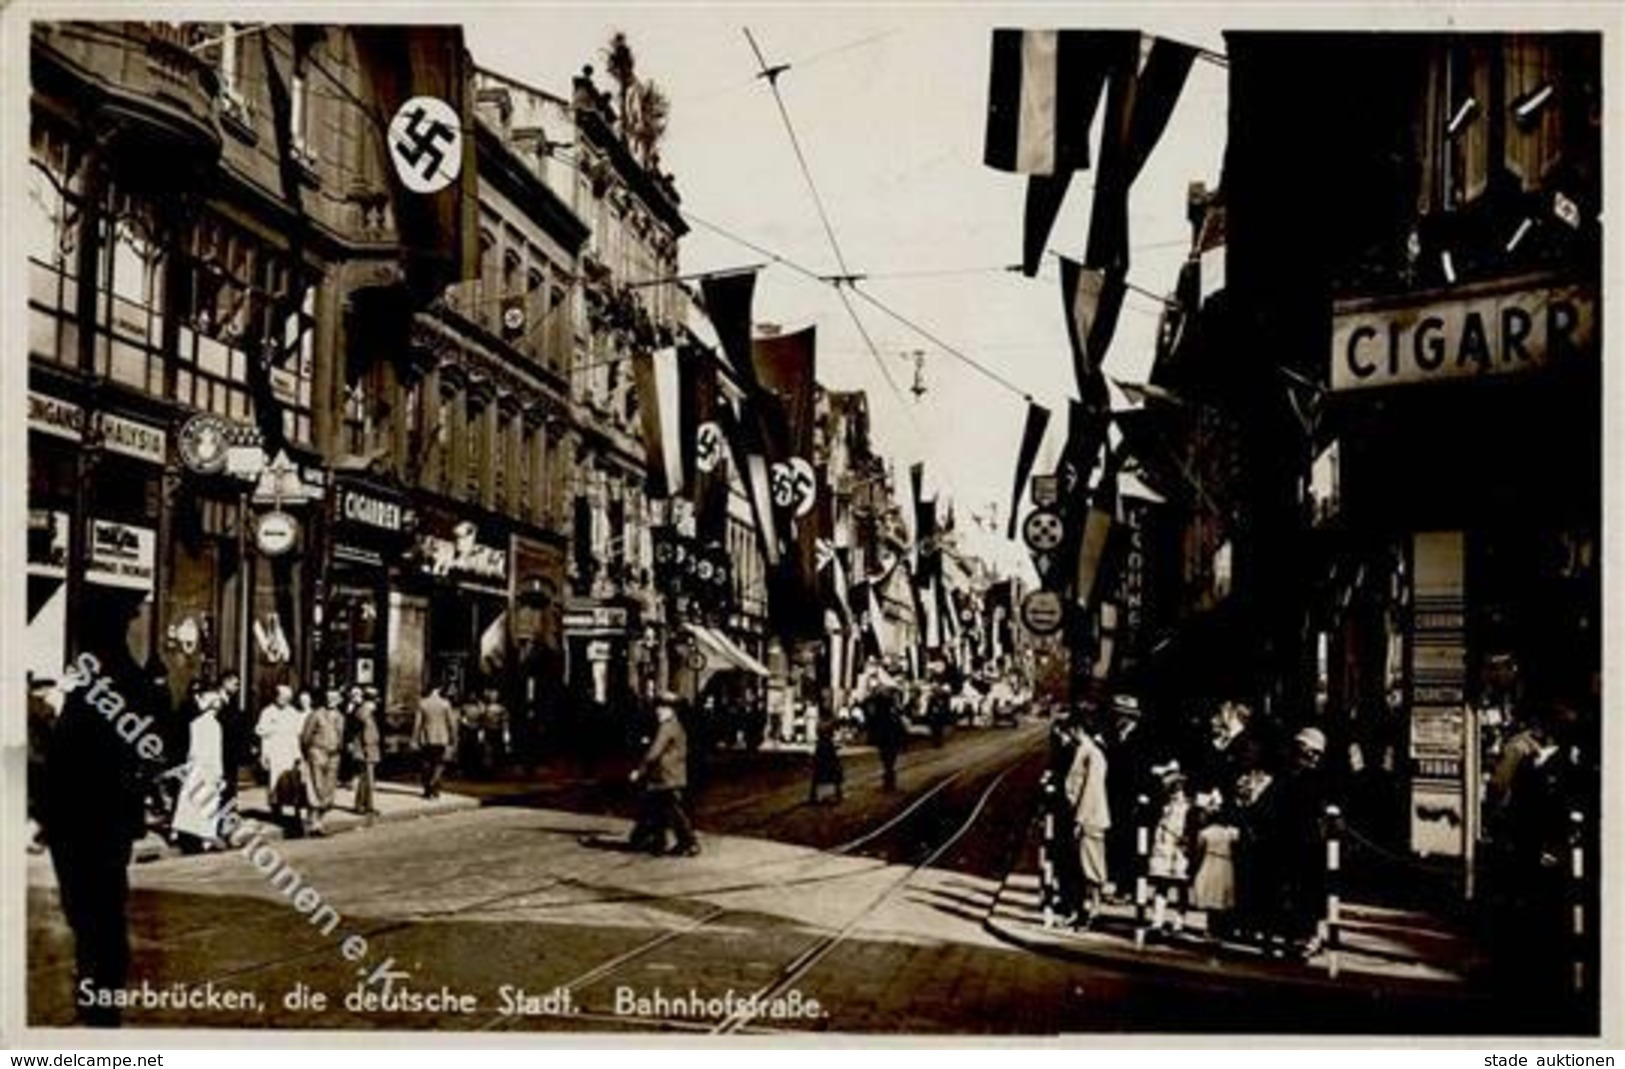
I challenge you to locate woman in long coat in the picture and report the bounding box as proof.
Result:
[171,689,225,849]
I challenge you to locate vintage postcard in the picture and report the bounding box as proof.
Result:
[4,2,1619,1046]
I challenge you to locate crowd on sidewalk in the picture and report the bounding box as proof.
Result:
[1039,688,1594,978]
[1042,697,1334,959]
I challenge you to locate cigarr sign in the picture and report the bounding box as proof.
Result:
[1330,278,1595,391]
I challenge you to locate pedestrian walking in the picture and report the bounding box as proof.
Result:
[414,682,456,800]
[1064,710,1112,926]
[41,591,153,1026]
[861,661,905,791]
[809,714,845,804]
[170,687,227,851]
[301,688,346,833]
[215,670,244,804]
[257,684,309,834]
[482,686,510,769]
[628,692,700,856]
[350,687,382,816]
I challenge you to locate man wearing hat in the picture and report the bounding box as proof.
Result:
[629,692,700,856]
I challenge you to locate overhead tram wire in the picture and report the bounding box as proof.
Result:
[740,26,920,440]
[682,209,1047,410]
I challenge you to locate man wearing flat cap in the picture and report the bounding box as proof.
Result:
[629,692,700,856]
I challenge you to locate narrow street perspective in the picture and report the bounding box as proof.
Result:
[19,10,1605,1041]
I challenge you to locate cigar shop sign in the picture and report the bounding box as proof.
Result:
[1330,278,1595,392]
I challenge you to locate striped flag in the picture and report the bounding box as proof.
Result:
[1061,256,1127,392]
[985,30,1124,275]
[700,270,759,394]
[632,346,685,498]
[1073,448,1124,611]
[984,30,1120,175]
[1086,34,1198,272]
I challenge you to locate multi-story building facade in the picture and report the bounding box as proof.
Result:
[1132,34,1600,900]
[25,23,475,721]
[472,65,690,733]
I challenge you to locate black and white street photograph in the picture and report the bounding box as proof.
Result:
[9,5,1615,1042]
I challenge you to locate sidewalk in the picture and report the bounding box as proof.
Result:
[982,813,1495,996]
[125,778,479,863]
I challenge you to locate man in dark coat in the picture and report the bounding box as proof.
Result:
[861,662,906,791]
[1272,727,1331,952]
[629,692,699,855]
[42,593,156,1026]
[215,670,244,803]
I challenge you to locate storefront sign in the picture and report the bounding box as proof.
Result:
[28,392,82,441]
[420,521,508,584]
[1330,279,1596,391]
[88,519,155,591]
[99,413,167,465]
[255,510,300,557]
[28,394,166,464]
[564,607,629,633]
[337,485,412,534]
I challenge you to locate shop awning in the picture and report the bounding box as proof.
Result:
[710,626,771,677]
[685,623,769,677]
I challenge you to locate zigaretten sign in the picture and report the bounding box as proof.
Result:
[1330,276,1595,392]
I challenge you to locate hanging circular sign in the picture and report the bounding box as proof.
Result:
[387,95,464,195]
[1021,508,1065,553]
[178,413,231,474]
[501,304,526,334]
[255,510,300,557]
[1020,590,1066,636]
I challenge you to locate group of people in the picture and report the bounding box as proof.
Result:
[249,682,384,836]
[1045,697,1334,958]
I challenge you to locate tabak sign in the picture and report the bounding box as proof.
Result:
[1330,277,1595,391]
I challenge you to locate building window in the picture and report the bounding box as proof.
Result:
[465,396,486,501]
[518,425,533,518]
[98,194,165,397]
[343,378,371,457]
[27,130,77,367]
[290,69,314,162]
[176,217,313,442]
[493,411,510,510]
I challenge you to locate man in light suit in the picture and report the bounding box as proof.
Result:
[629,692,699,856]
[1065,709,1112,926]
[413,682,456,800]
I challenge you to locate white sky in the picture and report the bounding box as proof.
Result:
[467,8,1228,575]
